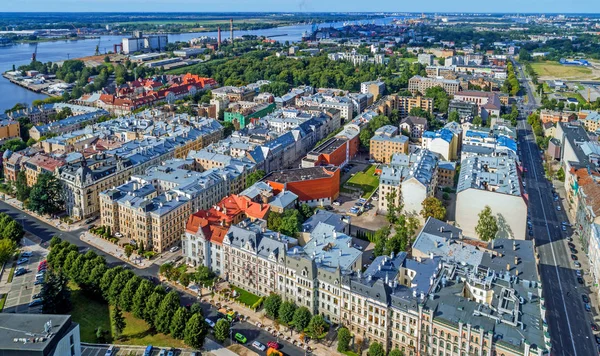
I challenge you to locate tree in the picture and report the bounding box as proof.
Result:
[1,138,26,152]
[15,171,30,202]
[368,342,385,356]
[86,262,107,295]
[307,314,327,340]
[299,204,314,220]
[132,279,154,319]
[3,220,24,244]
[264,293,282,320]
[214,319,231,342]
[425,86,450,113]
[372,226,391,257]
[155,291,180,334]
[41,270,71,314]
[279,301,297,326]
[119,276,141,312]
[144,291,164,328]
[557,167,565,182]
[337,327,352,352]
[100,267,122,300]
[292,306,312,331]
[0,239,17,264]
[108,270,134,306]
[246,170,266,188]
[179,273,191,288]
[475,206,498,242]
[448,111,460,123]
[68,254,86,283]
[190,302,204,317]
[112,306,126,339]
[124,245,133,259]
[138,241,145,255]
[222,121,235,138]
[388,349,404,356]
[184,313,208,349]
[27,173,64,215]
[170,307,191,339]
[472,115,483,126]
[385,190,400,224]
[420,197,446,221]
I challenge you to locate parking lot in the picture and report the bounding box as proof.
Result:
[81,345,199,356]
[3,243,48,314]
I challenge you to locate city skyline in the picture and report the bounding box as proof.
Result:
[4,0,600,13]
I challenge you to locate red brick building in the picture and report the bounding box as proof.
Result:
[265,166,340,207]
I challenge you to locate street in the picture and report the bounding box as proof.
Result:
[515,57,598,356]
[0,200,307,356]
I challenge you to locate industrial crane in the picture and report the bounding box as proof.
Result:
[95,37,101,56]
[31,43,38,62]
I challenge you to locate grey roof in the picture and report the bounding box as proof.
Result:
[558,121,592,167]
[0,314,77,353]
[457,155,521,196]
[302,222,362,272]
[224,220,298,262]
[270,191,298,209]
[381,149,438,187]
[482,239,539,283]
[302,210,349,234]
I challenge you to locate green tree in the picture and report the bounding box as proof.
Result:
[388,349,404,356]
[68,254,86,283]
[27,173,64,215]
[62,250,79,275]
[214,319,231,342]
[1,138,26,152]
[100,267,122,300]
[420,197,446,221]
[448,111,460,123]
[132,279,154,319]
[292,306,312,331]
[264,293,282,320]
[119,276,141,312]
[108,270,134,306]
[368,342,385,356]
[557,167,565,182]
[179,273,191,288]
[41,270,71,314]
[190,302,204,317]
[385,190,400,224]
[0,239,17,264]
[425,86,450,113]
[307,314,327,340]
[279,301,297,326]
[337,327,352,352]
[184,313,208,349]
[300,203,315,220]
[155,291,180,334]
[170,307,191,339]
[246,170,266,188]
[138,240,145,255]
[124,245,133,259]
[372,226,391,257]
[475,206,498,242]
[2,220,24,244]
[112,306,126,339]
[15,171,30,202]
[144,291,164,328]
[86,262,107,295]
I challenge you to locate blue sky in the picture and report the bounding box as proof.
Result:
[6,0,600,13]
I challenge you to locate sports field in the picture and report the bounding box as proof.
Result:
[530,61,593,80]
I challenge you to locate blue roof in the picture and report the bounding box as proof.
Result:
[497,136,517,153]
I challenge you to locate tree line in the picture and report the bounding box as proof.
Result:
[0,213,25,264]
[45,237,208,349]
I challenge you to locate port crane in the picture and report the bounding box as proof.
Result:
[31,43,38,62]
[95,37,101,56]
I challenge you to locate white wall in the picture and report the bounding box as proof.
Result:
[455,188,528,240]
[51,324,81,356]
[401,178,428,218]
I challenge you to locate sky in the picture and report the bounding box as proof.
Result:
[6,0,600,13]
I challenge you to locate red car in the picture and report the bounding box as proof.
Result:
[267,341,279,350]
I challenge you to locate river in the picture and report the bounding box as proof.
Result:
[0,17,396,112]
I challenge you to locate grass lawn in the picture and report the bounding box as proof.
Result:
[0,293,6,311]
[564,92,588,104]
[343,351,360,356]
[232,286,261,307]
[344,165,380,198]
[69,282,185,348]
[530,61,592,79]
[6,263,16,283]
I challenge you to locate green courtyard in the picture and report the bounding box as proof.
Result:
[343,165,380,198]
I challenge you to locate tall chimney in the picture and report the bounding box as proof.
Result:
[217,26,222,49]
[230,19,234,45]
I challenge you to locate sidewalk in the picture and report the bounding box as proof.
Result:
[80,232,154,269]
[0,194,83,232]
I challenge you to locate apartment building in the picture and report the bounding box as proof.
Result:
[408,76,460,96]
[456,154,527,239]
[437,160,457,188]
[29,108,109,141]
[369,125,409,163]
[417,53,434,66]
[360,80,386,100]
[376,95,433,119]
[399,116,428,141]
[453,91,502,121]
[539,109,577,124]
[578,110,600,132]
[421,127,461,161]
[377,150,439,218]
[22,153,66,187]
[224,102,276,129]
[0,118,20,143]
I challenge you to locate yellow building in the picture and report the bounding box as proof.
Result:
[369,125,409,164]
[377,95,433,119]
[0,119,20,142]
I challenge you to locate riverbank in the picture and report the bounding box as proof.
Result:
[2,73,58,98]
[9,35,101,45]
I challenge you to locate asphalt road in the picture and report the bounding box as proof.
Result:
[0,200,308,356]
[514,59,598,355]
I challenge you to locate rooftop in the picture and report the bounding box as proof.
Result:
[0,314,77,353]
[266,166,338,184]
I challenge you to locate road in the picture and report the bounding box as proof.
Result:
[0,200,307,356]
[514,59,598,355]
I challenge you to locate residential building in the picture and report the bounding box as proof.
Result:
[377,95,433,119]
[224,102,276,129]
[370,125,409,163]
[265,166,340,207]
[448,100,478,119]
[121,31,168,54]
[408,76,460,96]
[539,109,577,124]
[421,123,462,161]
[437,160,457,188]
[0,314,81,356]
[361,80,386,100]
[0,118,20,143]
[302,125,360,168]
[417,53,434,66]
[23,153,65,187]
[399,116,429,141]
[453,91,502,121]
[299,209,350,245]
[455,155,527,239]
[578,110,600,132]
[29,107,109,141]
[378,150,439,218]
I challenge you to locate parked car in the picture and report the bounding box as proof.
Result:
[570,248,578,254]
[28,299,42,307]
[235,333,247,343]
[578,276,585,284]
[15,268,27,276]
[595,335,600,344]
[21,251,33,258]
[592,322,599,332]
[158,349,166,356]
[167,349,176,356]
[568,242,576,248]
[562,226,567,231]
[143,346,153,356]
[33,293,42,299]
[353,244,363,250]
[586,303,592,312]
[571,254,578,261]
[574,261,582,268]
[576,270,582,277]
[17,258,29,265]
[105,345,115,356]
[333,201,341,206]
[557,206,562,211]
[34,279,44,286]
[169,246,179,253]
[205,318,215,328]
[583,294,591,304]
[267,341,280,350]
[252,341,266,351]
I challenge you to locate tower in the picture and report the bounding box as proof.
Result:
[230,19,234,45]
[217,26,221,49]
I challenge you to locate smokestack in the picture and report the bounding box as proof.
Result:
[218,26,222,49]
[230,19,234,45]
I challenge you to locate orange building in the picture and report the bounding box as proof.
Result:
[539,109,577,124]
[302,126,359,167]
[189,194,270,228]
[265,166,340,206]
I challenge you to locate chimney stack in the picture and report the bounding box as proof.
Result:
[230,19,234,45]
[217,26,222,49]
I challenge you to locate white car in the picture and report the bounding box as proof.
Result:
[170,246,179,253]
[205,318,215,328]
[21,251,33,258]
[252,341,266,351]
[333,201,341,206]
[115,232,123,238]
[557,206,561,211]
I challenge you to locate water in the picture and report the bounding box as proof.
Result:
[0,17,396,111]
